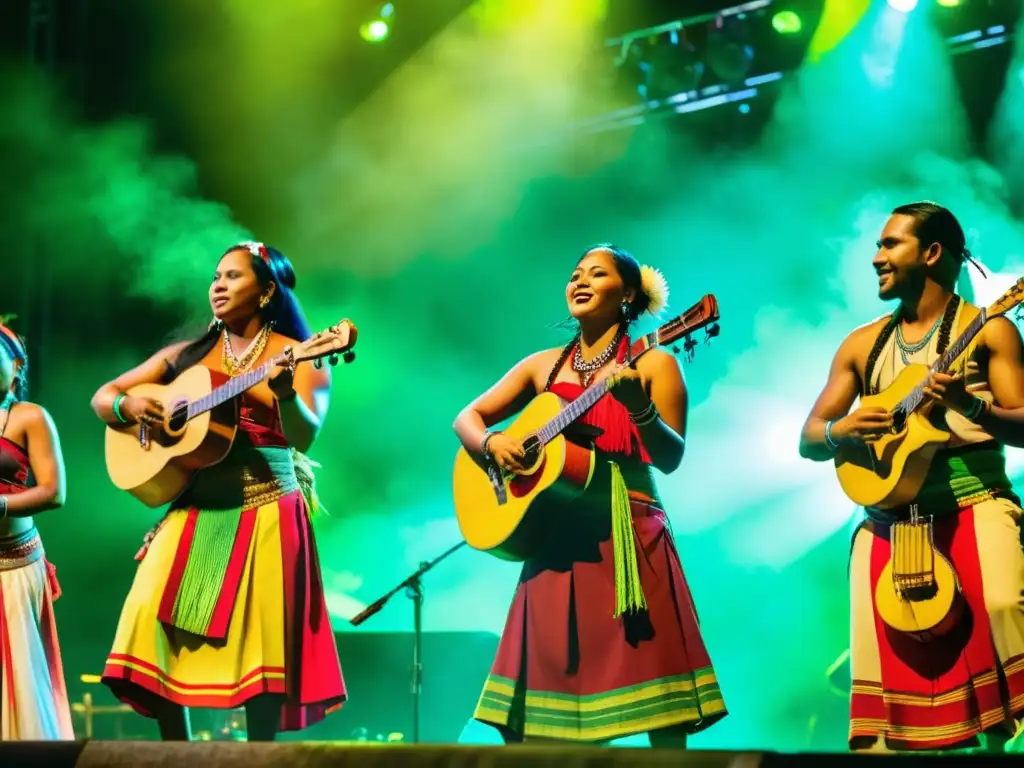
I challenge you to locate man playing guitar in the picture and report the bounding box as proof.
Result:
[800,202,1024,753]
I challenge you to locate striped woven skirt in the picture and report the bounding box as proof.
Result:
[101,446,346,731]
[475,487,727,742]
[0,529,74,740]
[849,497,1024,750]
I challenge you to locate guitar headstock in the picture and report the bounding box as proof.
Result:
[654,294,721,361]
[987,277,1024,322]
[625,294,720,364]
[287,320,359,369]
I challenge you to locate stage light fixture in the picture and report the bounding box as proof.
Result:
[706,14,754,84]
[886,0,919,12]
[643,30,705,100]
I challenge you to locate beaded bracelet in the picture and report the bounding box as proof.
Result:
[481,431,497,456]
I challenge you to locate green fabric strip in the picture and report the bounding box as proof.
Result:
[610,461,647,618]
[167,445,299,636]
[171,507,244,635]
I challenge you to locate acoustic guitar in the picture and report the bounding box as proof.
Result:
[453,295,720,562]
[105,320,357,507]
[834,278,1024,509]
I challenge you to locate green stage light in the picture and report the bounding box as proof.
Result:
[772,11,803,35]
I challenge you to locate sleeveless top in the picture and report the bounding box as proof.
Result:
[866,297,1013,517]
[0,403,32,494]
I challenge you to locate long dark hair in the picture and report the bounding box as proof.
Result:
[162,243,313,383]
[0,324,28,402]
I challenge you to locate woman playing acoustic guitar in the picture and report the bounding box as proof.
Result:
[453,244,727,746]
[90,243,348,741]
[0,320,74,740]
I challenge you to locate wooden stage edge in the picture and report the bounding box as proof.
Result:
[1,741,1020,767]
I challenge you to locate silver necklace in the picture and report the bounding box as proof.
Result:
[895,314,942,365]
[571,328,623,387]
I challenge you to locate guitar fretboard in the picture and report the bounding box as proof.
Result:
[898,310,987,414]
[186,361,273,420]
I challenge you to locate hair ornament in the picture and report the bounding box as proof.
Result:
[240,241,271,264]
[639,265,669,316]
[0,317,26,359]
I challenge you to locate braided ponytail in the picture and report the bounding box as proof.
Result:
[543,334,579,392]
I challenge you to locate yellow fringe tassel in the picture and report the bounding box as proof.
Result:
[610,461,647,618]
[292,448,327,520]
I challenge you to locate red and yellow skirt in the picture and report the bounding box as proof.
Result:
[102,450,346,732]
[849,497,1024,750]
[475,494,727,742]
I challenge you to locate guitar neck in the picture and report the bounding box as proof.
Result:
[536,334,660,445]
[537,377,614,445]
[899,309,988,412]
[186,361,273,419]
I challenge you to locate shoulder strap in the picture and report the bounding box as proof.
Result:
[956,300,981,335]
[954,299,982,364]
[863,314,898,397]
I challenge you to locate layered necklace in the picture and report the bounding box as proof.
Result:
[571,327,624,387]
[221,323,272,377]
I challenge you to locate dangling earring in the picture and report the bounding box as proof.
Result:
[621,301,632,321]
[259,295,270,309]
[208,318,224,331]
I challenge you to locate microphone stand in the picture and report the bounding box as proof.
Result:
[349,540,467,744]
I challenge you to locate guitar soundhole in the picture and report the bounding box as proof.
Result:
[166,399,189,434]
[890,408,907,434]
[521,434,542,471]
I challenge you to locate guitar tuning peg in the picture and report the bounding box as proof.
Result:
[313,359,324,370]
[328,353,340,367]
[671,345,681,354]
[343,351,356,364]
[706,323,720,338]
[683,337,697,362]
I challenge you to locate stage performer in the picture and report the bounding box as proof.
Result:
[92,242,347,741]
[800,202,1024,753]
[453,244,727,746]
[0,319,74,740]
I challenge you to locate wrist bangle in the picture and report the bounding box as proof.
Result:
[628,401,657,425]
[112,393,128,424]
[632,408,659,427]
[824,420,840,451]
[481,432,497,456]
[0,495,8,519]
[963,397,986,422]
